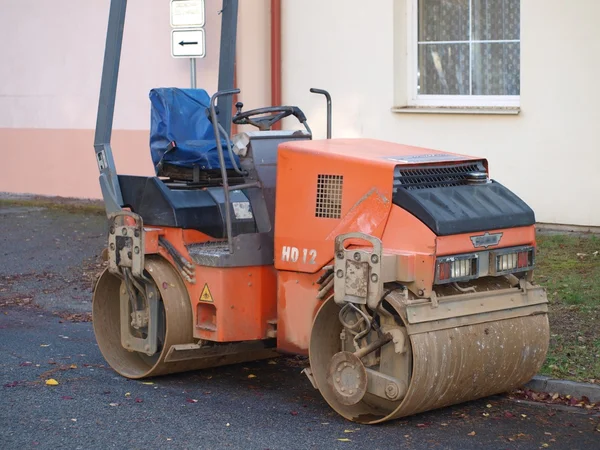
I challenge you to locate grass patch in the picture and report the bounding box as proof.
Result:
[535,233,600,383]
[0,197,105,216]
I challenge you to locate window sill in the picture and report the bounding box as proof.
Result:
[391,106,520,115]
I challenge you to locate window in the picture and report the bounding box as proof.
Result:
[407,0,520,108]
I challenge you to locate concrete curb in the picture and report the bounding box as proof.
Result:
[525,376,600,403]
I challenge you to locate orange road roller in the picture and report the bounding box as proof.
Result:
[93,0,549,424]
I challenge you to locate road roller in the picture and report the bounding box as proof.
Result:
[92,0,549,424]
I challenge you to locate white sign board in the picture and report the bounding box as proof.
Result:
[171,28,206,58]
[171,0,205,28]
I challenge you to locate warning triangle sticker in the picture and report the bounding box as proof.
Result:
[200,283,213,302]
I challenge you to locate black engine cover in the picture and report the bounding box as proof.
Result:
[392,181,535,236]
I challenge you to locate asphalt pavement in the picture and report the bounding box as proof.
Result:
[1,204,599,450]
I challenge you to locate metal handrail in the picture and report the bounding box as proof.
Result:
[209,89,240,254]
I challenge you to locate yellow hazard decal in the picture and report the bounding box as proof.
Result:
[200,283,213,302]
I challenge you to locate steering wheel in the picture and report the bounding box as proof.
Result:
[232,103,309,131]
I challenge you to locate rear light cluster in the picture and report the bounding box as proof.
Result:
[493,247,534,275]
[435,246,535,285]
[436,256,478,284]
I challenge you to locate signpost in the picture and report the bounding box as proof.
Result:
[170,0,206,88]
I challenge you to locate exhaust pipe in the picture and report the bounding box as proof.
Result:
[310,88,332,139]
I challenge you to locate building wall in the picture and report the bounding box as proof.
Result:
[281,0,600,226]
[2,0,598,226]
[0,0,235,199]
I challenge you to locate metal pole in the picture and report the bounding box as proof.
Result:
[94,0,128,214]
[190,58,197,89]
[217,0,239,136]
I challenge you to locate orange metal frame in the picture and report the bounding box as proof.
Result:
[141,138,536,355]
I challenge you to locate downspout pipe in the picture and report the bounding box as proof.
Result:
[270,0,282,130]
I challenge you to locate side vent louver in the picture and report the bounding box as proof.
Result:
[394,161,487,191]
[315,174,343,219]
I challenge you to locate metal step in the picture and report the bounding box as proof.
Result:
[186,232,273,268]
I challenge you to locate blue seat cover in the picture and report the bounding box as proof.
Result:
[149,88,239,173]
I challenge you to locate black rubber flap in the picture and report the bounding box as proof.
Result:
[392,181,535,236]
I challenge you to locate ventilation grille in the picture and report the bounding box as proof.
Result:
[394,161,486,191]
[315,174,343,218]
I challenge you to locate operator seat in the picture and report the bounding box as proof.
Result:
[149,88,240,182]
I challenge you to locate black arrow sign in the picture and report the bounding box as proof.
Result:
[179,40,198,46]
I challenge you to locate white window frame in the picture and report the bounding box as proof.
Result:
[406,0,520,108]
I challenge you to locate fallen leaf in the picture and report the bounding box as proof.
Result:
[40,344,50,347]
[482,413,490,417]
[71,418,77,422]
[186,398,198,403]
[135,398,143,403]
[337,438,351,442]
[541,444,549,448]
[551,393,559,400]
[109,403,119,407]
[544,432,552,436]
[125,392,131,397]
[486,404,492,408]
[69,364,77,369]
[226,423,230,427]
[290,411,298,416]
[142,382,154,385]
[19,362,33,367]
[504,412,514,418]
[440,422,448,427]
[416,423,430,428]
[61,396,73,400]
[468,431,476,436]
[521,414,527,418]
[268,360,277,365]
[247,374,257,379]
[343,429,354,433]
[45,379,59,386]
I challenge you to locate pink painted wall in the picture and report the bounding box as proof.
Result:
[0,128,152,199]
[0,0,226,199]
[0,0,273,199]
